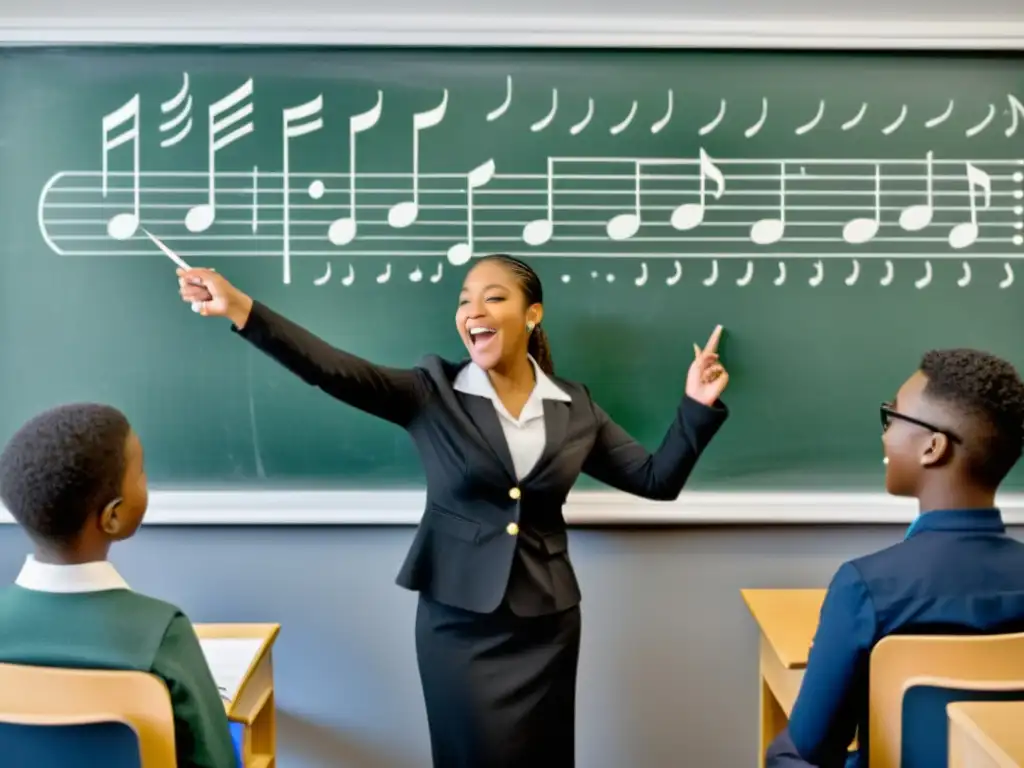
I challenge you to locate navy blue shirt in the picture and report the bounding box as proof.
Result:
[787,508,1024,768]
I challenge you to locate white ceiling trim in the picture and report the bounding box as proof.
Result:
[2,15,1023,49]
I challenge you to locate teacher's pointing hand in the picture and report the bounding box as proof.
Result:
[177,268,254,328]
[686,324,729,406]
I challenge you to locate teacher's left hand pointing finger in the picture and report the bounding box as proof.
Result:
[685,325,729,406]
[702,323,723,355]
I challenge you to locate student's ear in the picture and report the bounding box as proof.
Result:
[920,433,951,468]
[99,498,124,536]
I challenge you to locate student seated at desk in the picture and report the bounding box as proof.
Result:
[767,349,1024,768]
[0,403,238,768]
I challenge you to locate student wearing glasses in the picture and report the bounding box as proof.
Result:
[767,348,1024,768]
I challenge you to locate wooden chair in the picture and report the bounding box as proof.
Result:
[867,632,1024,768]
[0,662,177,767]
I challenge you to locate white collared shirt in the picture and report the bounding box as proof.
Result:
[14,554,130,593]
[454,356,572,479]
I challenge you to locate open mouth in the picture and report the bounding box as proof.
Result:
[469,327,498,347]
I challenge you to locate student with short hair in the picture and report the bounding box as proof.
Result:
[0,403,238,768]
[767,349,1024,768]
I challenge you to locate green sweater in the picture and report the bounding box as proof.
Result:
[0,585,237,768]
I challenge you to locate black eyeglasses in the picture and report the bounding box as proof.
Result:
[880,402,962,443]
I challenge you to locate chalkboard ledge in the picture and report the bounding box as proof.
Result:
[3,491,1023,526]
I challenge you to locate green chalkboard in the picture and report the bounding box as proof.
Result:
[1,46,1023,491]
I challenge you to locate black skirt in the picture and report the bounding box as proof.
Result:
[415,595,582,768]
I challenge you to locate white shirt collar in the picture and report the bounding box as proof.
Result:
[454,356,571,423]
[14,555,131,594]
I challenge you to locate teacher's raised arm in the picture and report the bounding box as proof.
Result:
[176,267,429,427]
[581,324,729,500]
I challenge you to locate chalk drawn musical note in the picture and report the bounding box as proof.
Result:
[750,161,786,245]
[487,76,512,122]
[102,94,141,241]
[313,264,332,286]
[736,261,754,286]
[880,260,895,286]
[376,264,392,284]
[957,262,972,287]
[282,94,324,285]
[389,91,448,229]
[430,263,444,283]
[808,260,824,286]
[569,99,594,135]
[844,260,861,286]
[634,262,648,286]
[899,151,934,232]
[666,260,682,286]
[447,159,496,266]
[341,264,355,286]
[773,263,787,286]
[328,91,383,247]
[186,79,254,234]
[948,162,992,250]
[409,266,423,282]
[843,165,881,245]
[671,149,725,231]
[607,162,643,241]
[1000,264,1015,288]
[702,260,719,286]
[523,158,556,246]
[915,261,933,289]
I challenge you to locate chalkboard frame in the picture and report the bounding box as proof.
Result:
[4,23,1024,524]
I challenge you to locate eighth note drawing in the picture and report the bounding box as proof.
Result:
[328,90,384,247]
[185,79,254,234]
[671,149,725,231]
[447,159,496,266]
[948,162,992,250]
[102,94,141,241]
[389,90,448,229]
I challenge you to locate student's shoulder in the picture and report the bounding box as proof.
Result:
[818,540,911,603]
[826,537,935,618]
[844,537,911,577]
[112,590,188,632]
[119,593,210,667]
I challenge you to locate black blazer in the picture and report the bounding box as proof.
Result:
[235,301,729,616]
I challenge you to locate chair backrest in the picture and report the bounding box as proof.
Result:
[867,632,1024,768]
[900,676,1024,767]
[0,662,177,768]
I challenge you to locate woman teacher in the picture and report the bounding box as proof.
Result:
[176,253,730,767]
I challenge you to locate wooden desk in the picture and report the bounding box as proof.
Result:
[741,589,826,763]
[948,701,1024,768]
[195,623,280,768]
